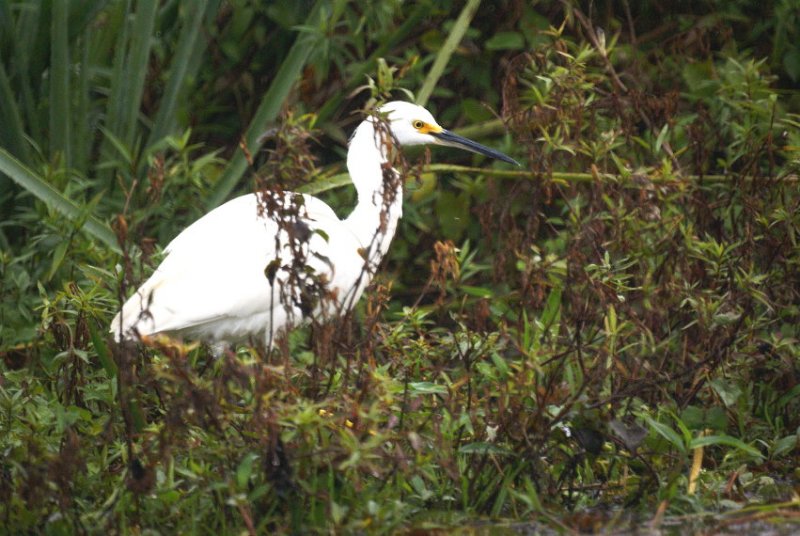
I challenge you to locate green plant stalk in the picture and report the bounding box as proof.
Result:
[205,0,326,210]
[297,163,754,196]
[0,148,120,253]
[416,0,482,107]
[425,165,743,183]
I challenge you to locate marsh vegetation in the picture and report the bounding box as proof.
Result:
[1,1,799,533]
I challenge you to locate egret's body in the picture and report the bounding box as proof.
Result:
[111,102,516,346]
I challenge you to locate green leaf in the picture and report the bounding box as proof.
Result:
[459,442,514,456]
[55,404,86,433]
[408,382,448,395]
[689,434,764,460]
[710,378,743,407]
[88,321,118,377]
[485,31,525,51]
[236,452,258,489]
[509,476,544,514]
[330,500,348,525]
[682,60,717,98]
[47,240,70,282]
[641,414,686,454]
[654,123,669,155]
[490,352,510,377]
[783,48,800,82]
[541,285,562,329]
[0,148,120,253]
[771,434,798,458]
[777,384,800,410]
[461,285,494,298]
[680,405,728,432]
[129,397,147,433]
[99,126,134,167]
[297,172,351,195]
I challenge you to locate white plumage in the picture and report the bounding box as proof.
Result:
[111,101,517,347]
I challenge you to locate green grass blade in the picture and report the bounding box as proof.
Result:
[73,28,91,172]
[416,0,482,106]
[146,0,209,148]
[67,0,110,42]
[205,0,325,209]
[0,61,30,162]
[297,172,351,195]
[50,0,71,166]
[0,147,120,253]
[689,434,764,461]
[66,0,109,172]
[0,2,13,62]
[120,0,158,146]
[103,0,158,144]
[88,321,118,377]
[0,1,10,40]
[102,0,133,168]
[640,414,687,454]
[178,0,222,103]
[12,3,43,145]
[24,0,50,93]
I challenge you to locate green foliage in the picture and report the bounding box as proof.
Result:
[2,0,800,533]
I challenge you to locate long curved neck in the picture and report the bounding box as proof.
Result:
[343,119,405,271]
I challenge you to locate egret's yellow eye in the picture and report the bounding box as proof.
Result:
[413,120,425,130]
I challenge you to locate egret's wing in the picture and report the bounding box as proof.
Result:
[111,193,342,342]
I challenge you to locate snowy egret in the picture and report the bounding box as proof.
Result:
[111,101,517,347]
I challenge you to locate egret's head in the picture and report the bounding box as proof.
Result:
[378,101,519,166]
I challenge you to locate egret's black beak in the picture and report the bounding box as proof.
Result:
[433,129,519,166]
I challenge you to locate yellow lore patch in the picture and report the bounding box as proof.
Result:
[414,121,442,135]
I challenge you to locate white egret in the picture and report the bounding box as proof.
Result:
[111,101,517,347]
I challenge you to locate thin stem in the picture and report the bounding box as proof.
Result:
[299,163,794,196]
